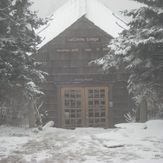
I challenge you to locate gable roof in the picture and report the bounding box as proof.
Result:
[37,0,127,49]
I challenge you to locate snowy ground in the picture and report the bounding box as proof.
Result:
[0,120,163,163]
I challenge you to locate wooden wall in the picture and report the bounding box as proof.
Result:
[33,17,132,128]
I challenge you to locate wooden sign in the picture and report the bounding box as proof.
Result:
[56,48,80,53]
[83,47,109,52]
[74,78,93,82]
[56,47,109,53]
[67,37,100,42]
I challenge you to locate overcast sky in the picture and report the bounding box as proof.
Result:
[30,0,144,22]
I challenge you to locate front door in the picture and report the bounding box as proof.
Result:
[61,86,109,129]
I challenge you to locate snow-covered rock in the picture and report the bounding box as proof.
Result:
[42,121,54,130]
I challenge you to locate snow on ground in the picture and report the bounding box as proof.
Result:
[0,120,163,163]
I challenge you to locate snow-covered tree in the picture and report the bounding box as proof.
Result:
[0,0,47,126]
[134,0,162,7]
[91,0,163,118]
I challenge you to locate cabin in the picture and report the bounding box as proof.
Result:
[33,0,132,129]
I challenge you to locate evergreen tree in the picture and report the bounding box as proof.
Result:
[0,0,47,125]
[91,0,163,118]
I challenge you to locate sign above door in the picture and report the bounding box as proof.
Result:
[67,37,101,42]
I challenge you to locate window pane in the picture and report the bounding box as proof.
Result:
[65,110,70,118]
[64,90,69,98]
[71,119,76,127]
[77,110,81,117]
[89,119,94,127]
[100,89,105,98]
[88,90,93,98]
[94,100,99,108]
[94,90,99,98]
[89,109,93,117]
[77,119,82,126]
[101,119,105,127]
[95,109,100,117]
[76,90,81,98]
[101,109,105,117]
[64,100,69,108]
[100,100,105,108]
[65,120,70,127]
[70,100,75,108]
[70,90,75,98]
[76,100,81,108]
[71,110,75,118]
[95,119,100,127]
[88,100,93,108]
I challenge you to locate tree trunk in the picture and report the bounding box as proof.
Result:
[33,99,42,130]
[28,100,36,128]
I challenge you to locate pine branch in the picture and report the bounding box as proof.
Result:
[1,12,20,25]
[0,3,12,11]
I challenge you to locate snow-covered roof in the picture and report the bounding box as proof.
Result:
[37,0,127,49]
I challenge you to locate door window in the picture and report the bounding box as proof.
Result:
[61,87,108,128]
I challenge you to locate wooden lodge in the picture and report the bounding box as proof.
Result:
[33,0,132,129]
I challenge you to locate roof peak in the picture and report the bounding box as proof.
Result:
[37,0,128,49]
